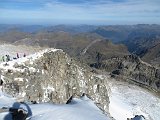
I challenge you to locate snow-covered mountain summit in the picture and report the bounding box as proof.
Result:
[0,48,110,114]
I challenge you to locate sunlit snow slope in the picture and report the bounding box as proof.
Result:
[0,92,109,120]
[109,80,160,120]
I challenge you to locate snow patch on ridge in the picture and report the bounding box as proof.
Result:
[0,48,61,72]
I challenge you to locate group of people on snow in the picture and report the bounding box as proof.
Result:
[0,53,26,62]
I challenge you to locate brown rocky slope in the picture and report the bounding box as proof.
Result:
[90,54,160,93]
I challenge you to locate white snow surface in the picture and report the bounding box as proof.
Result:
[0,89,16,108]
[0,92,109,120]
[30,96,108,120]
[0,48,61,72]
[108,79,160,120]
[0,44,42,61]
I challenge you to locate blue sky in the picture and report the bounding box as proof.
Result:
[0,0,160,25]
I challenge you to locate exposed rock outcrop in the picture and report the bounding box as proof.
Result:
[91,54,160,93]
[0,49,110,113]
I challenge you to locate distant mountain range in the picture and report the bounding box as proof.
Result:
[0,24,97,33]
[0,24,160,66]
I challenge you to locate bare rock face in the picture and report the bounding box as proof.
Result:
[91,54,160,92]
[0,49,110,113]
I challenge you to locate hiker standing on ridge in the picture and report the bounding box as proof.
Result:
[5,55,10,62]
[7,55,10,61]
[5,55,9,62]
[17,53,19,58]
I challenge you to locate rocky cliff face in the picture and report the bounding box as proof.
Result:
[141,43,160,67]
[0,49,110,113]
[91,54,160,93]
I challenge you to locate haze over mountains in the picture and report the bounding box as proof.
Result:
[0,24,160,66]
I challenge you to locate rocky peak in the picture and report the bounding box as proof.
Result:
[0,48,110,113]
